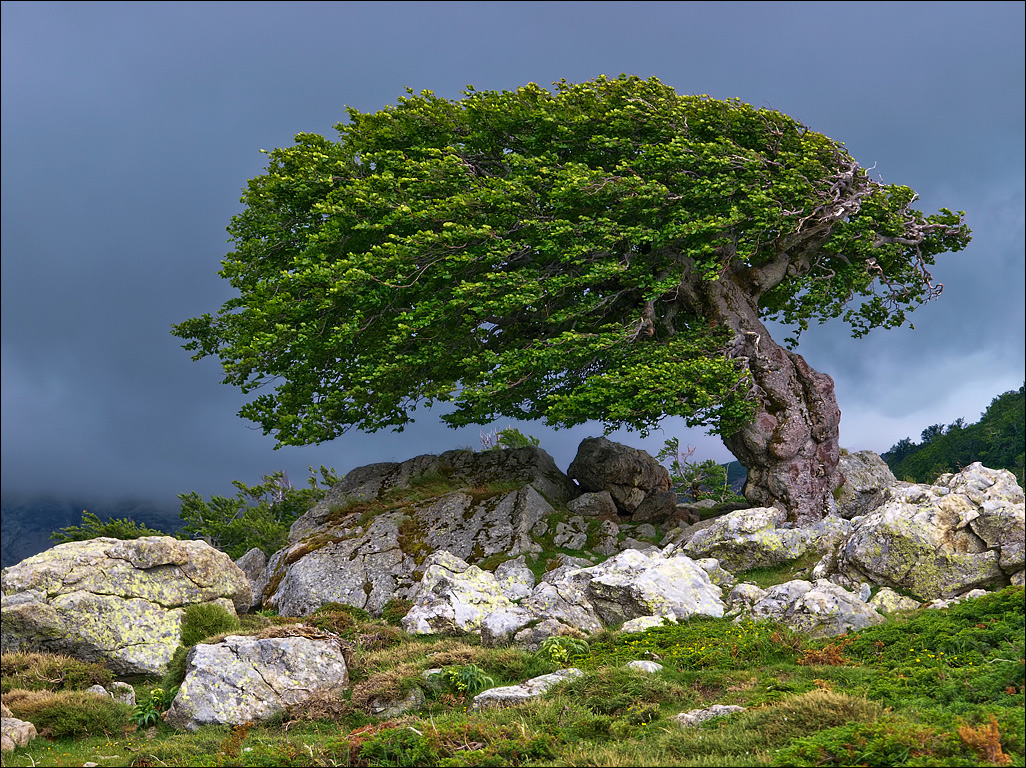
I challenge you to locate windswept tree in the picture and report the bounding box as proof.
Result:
[173,75,969,524]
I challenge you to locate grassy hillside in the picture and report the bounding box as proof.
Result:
[3,577,1022,766]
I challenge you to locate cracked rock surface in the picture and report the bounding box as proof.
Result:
[165,631,348,731]
[832,463,1024,600]
[1,537,251,676]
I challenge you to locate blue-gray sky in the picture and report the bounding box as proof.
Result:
[2,1,1023,509]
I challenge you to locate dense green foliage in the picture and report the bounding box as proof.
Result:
[884,385,1025,483]
[50,510,171,544]
[176,466,339,559]
[173,74,968,447]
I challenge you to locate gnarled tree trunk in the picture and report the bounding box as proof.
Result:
[695,272,842,525]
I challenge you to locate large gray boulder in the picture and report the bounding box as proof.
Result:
[1,537,251,676]
[568,437,676,523]
[679,507,850,573]
[266,448,575,616]
[834,450,898,519]
[742,579,885,638]
[580,548,725,624]
[833,463,1024,599]
[165,630,348,731]
[401,551,516,635]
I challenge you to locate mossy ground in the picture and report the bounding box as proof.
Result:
[2,585,1021,767]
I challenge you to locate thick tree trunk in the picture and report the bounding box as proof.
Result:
[698,275,842,525]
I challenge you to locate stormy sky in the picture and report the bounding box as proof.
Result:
[2,1,1023,511]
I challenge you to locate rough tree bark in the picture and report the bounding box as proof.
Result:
[677,263,843,525]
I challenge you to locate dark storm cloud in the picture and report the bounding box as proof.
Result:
[2,1,1023,510]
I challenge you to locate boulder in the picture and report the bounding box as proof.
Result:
[679,507,850,573]
[401,551,514,635]
[626,660,664,673]
[494,555,536,601]
[619,615,677,633]
[742,579,885,638]
[234,548,268,611]
[480,606,535,647]
[567,491,619,517]
[867,587,921,614]
[520,580,604,635]
[267,448,573,617]
[834,450,897,519]
[568,437,675,522]
[724,582,768,614]
[579,548,725,625]
[164,630,348,731]
[833,464,1024,600]
[1,703,38,753]
[1,537,251,676]
[673,704,745,727]
[470,668,584,710]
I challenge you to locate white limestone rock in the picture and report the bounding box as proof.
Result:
[470,668,584,711]
[1,537,250,676]
[743,579,885,638]
[835,464,1024,600]
[164,630,348,731]
[401,551,514,635]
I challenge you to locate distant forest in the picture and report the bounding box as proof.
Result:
[882,385,1025,484]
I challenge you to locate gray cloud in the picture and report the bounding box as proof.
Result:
[2,1,1023,511]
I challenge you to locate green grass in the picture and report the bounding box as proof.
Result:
[2,585,1022,767]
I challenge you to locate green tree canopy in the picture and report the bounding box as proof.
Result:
[173,75,968,521]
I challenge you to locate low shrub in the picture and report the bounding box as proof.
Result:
[0,652,114,693]
[2,689,131,739]
[178,602,242,648]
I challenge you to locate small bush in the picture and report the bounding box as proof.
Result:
[50,510,169,543]
[2,689,131,739]
[430,663,495,696]
[359,725,441,767]
[179,602,242,648]
[0,652,114,693]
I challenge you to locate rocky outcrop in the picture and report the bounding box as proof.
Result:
[831,463,1024,599]
[678,507,850,572]
[401,551,516,635]
[404,546,725,644]
[834,450,897,519]
[734,579,885,638]
[1,537,251,676]
[164,629,348,731]
[291,447,577,539]
[568,438,676,523]
[265,447,576,617]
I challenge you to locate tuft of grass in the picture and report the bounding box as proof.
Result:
[0,652,114,694]
[178,602,241,648]
[2,689,131,739]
